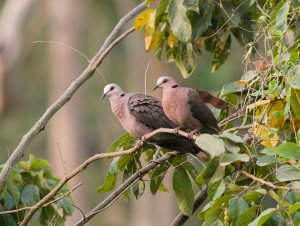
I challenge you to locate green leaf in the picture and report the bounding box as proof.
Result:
[174,43,196,78]
[150,161,171,195]
[220,131,244,143]
[236,207,257,226]
[220,154,249,166]
[203,208,223,225]
[262,142,300,160]
[211,34,231,72]
[196,134,225,157]
[173,166,194,216]
[291,88,300,120]
[155,0,169,25]
[275,1,290,33]
[256,155,280,166]
[294,212,300,225]
[196,156,221,184]
[224,140,240,154]
[168,0,192,42]
[21,184,40,206]
[117,154,133,171]
[133,180,145,199]
[59,196,74,215]
[208,179,225,201]
[243,70,258,80]
[4,192,15,210]
[108,133,135,153]
[287,66,300,90]
[0,215,17,226]
[109,157,119,175]
[97,171,117,193]
[228,197,249,223]
[276,165,300,182]
[220,82,244,96]
[243,189,266,202]
[248,208,276,226]
[191,0,215,39]
[289,202,300,214]
[122,164,133,201]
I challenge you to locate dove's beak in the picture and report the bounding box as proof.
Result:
[101,92,108,100]
[153,83,161,91]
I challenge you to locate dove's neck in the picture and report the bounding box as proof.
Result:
[109,94,127,119]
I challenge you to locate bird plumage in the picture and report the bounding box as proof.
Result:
[101,83,209,157]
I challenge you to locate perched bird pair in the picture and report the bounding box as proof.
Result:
[101,76,227,158]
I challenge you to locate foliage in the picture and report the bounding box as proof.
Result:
[135,0,260,77]
[0,155,74,225]
[98,0,300,225]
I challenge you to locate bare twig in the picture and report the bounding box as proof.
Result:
[170,187,208,226]
[240,170,300,190]
[20,127,193,225]
[74,152,180,226]
[0,1,147,192]
[225,124,252,132]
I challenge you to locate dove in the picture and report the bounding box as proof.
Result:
[153,76,224,137]
[101,83,209,158]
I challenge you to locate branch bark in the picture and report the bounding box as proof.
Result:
[74,152,180,226]
[170,188,208,226]
[0,1,147,192]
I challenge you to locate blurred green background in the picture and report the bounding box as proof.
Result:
[0,0,243,225]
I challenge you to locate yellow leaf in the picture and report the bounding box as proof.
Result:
[148,9,156,28]
[197,38,205,48]
[134,9,154,32]
[267,100,285,129]
[247,100,270,110]
[235,80,250,86]
[253,122,279,147]
[167,32,176,48]
[145,27,160,52]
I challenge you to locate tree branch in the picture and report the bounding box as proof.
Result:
[0,1,147,192]
[240,170,300,190]
[20,127,192,225]
[170,188,208,226]
[74,152,180,226]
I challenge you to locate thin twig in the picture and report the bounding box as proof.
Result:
[240,170,300,190]
[170,187,208,226]
[74,152,180,226]
[144,60,151,94]
[0,1,147,192]
[225,124,252,132]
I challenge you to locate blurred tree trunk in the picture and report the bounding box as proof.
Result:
[112,1,175,225]
[0,0,34,113]
[47,0,86,224]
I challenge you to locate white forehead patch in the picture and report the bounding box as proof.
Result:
[156,76,171,85]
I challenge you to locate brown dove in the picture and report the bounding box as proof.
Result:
[153,76,222,137]
[101,83,210,158]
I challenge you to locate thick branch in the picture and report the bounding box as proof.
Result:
[0,1,147,192]
[20,128,188,225]
[75,152,180,226]
[170,188,208,226]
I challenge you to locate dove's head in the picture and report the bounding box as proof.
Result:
[101,83,124,100]
[153,76,178,91]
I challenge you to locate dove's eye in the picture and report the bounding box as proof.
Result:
[110,86,115,91]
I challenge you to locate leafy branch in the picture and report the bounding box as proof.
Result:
[0,1,147,192]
